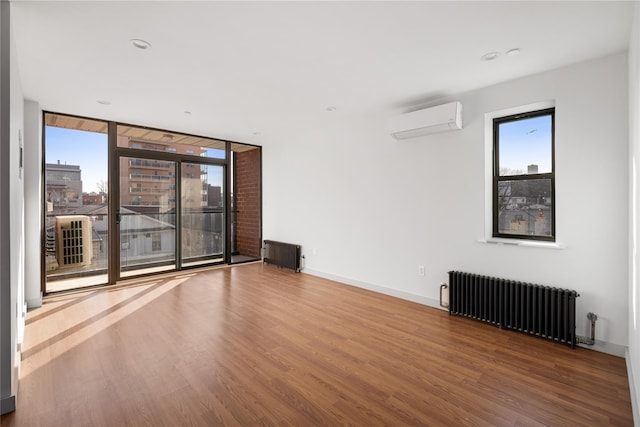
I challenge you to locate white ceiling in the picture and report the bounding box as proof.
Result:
[10,1,635,145]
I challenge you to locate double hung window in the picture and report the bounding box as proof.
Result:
[493,108,555,241]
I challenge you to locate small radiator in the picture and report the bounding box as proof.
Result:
[263,240,301,272]
[448,271,579,348]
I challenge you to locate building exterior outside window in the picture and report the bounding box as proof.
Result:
[493,108,555,241]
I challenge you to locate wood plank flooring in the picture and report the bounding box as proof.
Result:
[1,263,633,426]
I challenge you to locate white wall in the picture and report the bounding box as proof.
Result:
[628,1,640,423]
[264,52,629,355]
[24,100,41,309]
[10,0,24,350]
[1,0,25,414]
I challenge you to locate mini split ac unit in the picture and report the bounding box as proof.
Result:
[387,101,463,140]
[55,215,92,268]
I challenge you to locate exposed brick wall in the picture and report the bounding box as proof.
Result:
[235,148,261,258]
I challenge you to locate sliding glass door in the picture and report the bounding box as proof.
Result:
[117,158,225,276]
[118,156,177,277]
[43,113,260,293]
[181,163,224,267]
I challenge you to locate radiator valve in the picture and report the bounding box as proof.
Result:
[577,312,598,346]
[439,283,449,309]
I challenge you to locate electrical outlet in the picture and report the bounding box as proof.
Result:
[418,265,425,276]
[312,248,318,256]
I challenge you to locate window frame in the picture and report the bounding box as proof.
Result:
[42,111,263,295]
[492,107,556,242]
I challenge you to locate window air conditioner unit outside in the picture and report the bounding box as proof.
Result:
[55,215,92,268]
[387,101,463,140]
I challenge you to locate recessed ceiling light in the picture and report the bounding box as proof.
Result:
[97,100,111,105]
[481,52,500,61]
[326,106,337,112]
[130,39,152,50]
[506,48,521,57]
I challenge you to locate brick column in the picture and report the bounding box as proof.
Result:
[235,149,261,258]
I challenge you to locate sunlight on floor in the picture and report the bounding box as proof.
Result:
[46,273,108,293]
[22,274,195,376]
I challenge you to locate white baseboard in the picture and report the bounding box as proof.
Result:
[303,268,447,311]
[303,268,626,358]
[626,348,640,427]
[577,340,627,358]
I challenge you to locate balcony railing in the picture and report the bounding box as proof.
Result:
[129,187,165,194]
[128,174,171,182]
[128,159,172,169]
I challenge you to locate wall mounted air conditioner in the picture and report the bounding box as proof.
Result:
[55,215,92,268]
[387,101,463,140]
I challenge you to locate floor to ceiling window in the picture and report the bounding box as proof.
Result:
[43,112,262,294]
[44,114,109,293]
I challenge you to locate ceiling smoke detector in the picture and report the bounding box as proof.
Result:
[130,39,152,50]
[481,51,500,61]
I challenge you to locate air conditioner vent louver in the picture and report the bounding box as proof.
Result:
[387,101,463,140]
[55,215,92,268]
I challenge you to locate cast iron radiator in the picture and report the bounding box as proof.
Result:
[448,271,579,348]
[263,240,301,272]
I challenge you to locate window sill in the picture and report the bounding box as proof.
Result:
[477,238,564,249]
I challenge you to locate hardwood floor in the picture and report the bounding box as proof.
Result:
[1,263,633,426]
